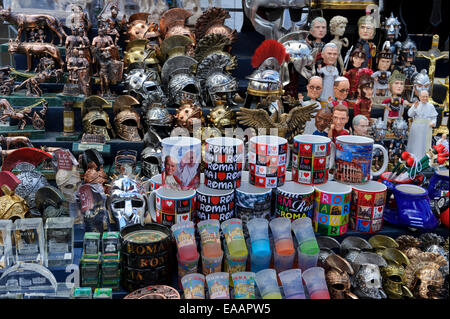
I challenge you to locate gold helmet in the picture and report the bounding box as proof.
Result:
[82,95,114,141]
[113,95,143,142]
[0,185,28,221]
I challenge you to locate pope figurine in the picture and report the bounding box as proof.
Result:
[329,76,350,108]
[406,90,438,158]
[317,43,339,104]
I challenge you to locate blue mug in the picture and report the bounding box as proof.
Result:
[427,170,449,199]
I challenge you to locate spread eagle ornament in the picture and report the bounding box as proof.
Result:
[236,95,319,141]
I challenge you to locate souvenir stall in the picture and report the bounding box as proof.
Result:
[0,0,448,300]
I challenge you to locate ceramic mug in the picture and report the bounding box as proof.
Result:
[204,137,244,190]
[313,181,352,236]
[330,135,388,184]
[292,134,333,185]
[276,181,315,221]
[148,187,196,227]
[349,181,387,233]
[196,184,235,222]
[248,135,289,188]
[150,174,162,191]
[161,136,202,191]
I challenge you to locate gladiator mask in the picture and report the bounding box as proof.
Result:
[108,171,149,231]
[55,167,82,203]
[243,0,310,40]
[279,31,316,79]
[324,254,357,299]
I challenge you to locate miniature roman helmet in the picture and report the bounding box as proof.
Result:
[124,66,166,107]
[145,102,173,128]
[317,236,341,267]
[405,252,447,299]
[391,118,409,140]
[399,38,417,64]
[278,31,316,79]
[351,252,388,299]
[194,7,237,44]
[174,99,204,133]
[195,34,238,106]
[413,69,431,96]
[113,95,143,142]
[161,35,201,106]
[324,254,358,299]
[340,236,373,263]
[123,39,160,69]
[0,171,28,220]
[82,96,114,141]
[126,13,154,42]
[159,8,195,43]
[141,130,163,179]
[108,166,149,231]
[383,13,401,41]
[246,39,289,98]
[35,186,68,221]
[243,0,310,40]
[380,248,413,299]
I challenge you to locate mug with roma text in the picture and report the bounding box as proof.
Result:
[292,134,333,185]
[276,182,315,221]
[196,184,235,222]
[313,181,352,236]
[148,187,196,227]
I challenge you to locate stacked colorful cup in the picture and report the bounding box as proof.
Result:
[248,135,288,188]
[204,137,244,190]
[196,185,235,222]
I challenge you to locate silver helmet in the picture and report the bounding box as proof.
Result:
[279,31,316,79]
[108,170,148,231]
[124,67,167,106]
[15,162,50,216]
[161,55,201,106]
[351,252,388,299]
[141,130,163,179]
[413,69,431,95]
[145,103,173,128]
[392,118,409,140]
[243,0,311,40]
[383,13,401,41]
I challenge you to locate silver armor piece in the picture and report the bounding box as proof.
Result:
[317,236,341,267]
[125,68,167,106]
[14,162,50,216]
[161,55,201,106]
[352,252,388,299]
[279,31,317,79]
[412,69,431,97]
[392,118,409,140]
[145,103,173,127]
[383,13,401,40]
[340,236,373,264]
[372,117,387,141]
[141,130,163,178]
[243,0,311,40]
[108,174,148,230]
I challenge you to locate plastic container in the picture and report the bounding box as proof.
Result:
[279,269,306,299]
[302,267,330,299]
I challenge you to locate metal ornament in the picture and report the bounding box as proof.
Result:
[317,236,341,268]
[340,236,372,264]
[174,100,204,133]
[141,130,163,179]
[279,31,316,80]
[206,101,237,135]
[35,186,68,221]
[0,184,28,220]
[351,252,388,299]
[14,162,50,216]
[194,7,237,43]
[380,248,413,299]
[242,0,310,40]
[124,67,166,107]
[108,171,149,231]
[82,96,114,141]
[324,254,357,299]
[113,95,143,142]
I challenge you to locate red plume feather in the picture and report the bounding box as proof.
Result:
[355,67,374,85]
[251,39,287,68]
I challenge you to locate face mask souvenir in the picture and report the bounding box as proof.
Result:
[108,168,150,231]
[243,0,311,40]
[351,252,388,299]
[160,35,202,106]
[405,252,447,299]
[195,34,238,107]
[324,254,357,299]
[113,95,143,142]
[56,166,82,204]
[82,96,114,141]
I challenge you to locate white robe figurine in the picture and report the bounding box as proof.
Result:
[406,91,438,159]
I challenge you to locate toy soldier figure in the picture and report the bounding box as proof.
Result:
[98,50,113,97]
[92,26,116,75]
[67,49,90,96]
[65,27,83,58]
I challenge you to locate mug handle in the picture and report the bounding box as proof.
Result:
[148,191,157,222]
[372,144,389,177]
[328,142,336,170]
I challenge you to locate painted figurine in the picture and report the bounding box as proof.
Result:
[354,68,374,120]
[372,41,393,97]
[381,13,402,67]
[352,114,370,136]
[355,14,377,69]
[307,17,327,52]
[313,106,332,137]
[382,70,410,128]
[406,90,438,159]
[300,76,323,134]
[344,47,366,100]
[317,43,339,103]
[328,103,350,142]
[329,15,349,74]
[329,77,350,108]
[411,69,431,103]
[396,38,418,100]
